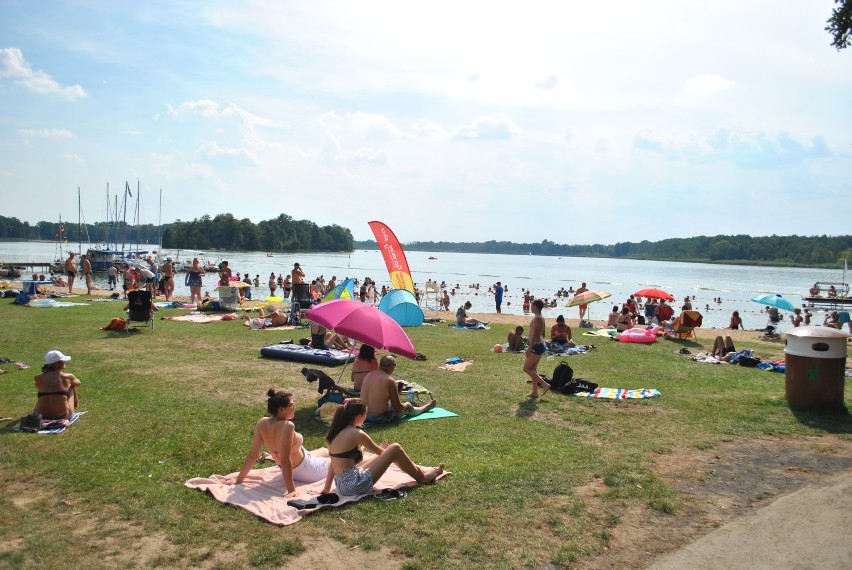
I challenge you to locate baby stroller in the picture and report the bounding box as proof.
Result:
[301,367,358,407]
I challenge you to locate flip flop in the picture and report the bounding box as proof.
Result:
[374,489,407,501]
[15,362,30,370]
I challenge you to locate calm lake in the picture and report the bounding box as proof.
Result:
[1,241,845,330]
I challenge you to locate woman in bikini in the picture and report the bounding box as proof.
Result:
[320,399,444,497]
[34,350,80,420]
[350,344,378,391]
[227,389,329,496]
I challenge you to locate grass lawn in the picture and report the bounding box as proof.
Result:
[0,296,850,569]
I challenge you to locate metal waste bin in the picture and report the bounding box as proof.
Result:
[784,326,849,409]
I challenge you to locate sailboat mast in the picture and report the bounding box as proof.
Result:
[121,181,128,253]
[77,186,82,256]
[158,187,162,250]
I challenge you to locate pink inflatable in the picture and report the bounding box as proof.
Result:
[617,327,658,343]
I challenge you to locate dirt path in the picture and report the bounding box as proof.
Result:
[578,435,852,569]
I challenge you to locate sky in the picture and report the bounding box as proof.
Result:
[0,1,849,244]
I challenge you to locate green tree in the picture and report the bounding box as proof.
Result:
[827,0,852,50]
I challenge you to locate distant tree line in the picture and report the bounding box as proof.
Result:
[0,215,161,245]
[161,213,354,252]
[354,234,852,268]
[0,212,354,253]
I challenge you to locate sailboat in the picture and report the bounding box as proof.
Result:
[50,216,68,273]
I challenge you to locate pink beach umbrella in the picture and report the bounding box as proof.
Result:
[306,298,417,359]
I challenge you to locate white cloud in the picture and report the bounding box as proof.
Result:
[60,153,84,163]
[198,140,260,166]
[166,103,178,119]
[18,128,73,138]
[675,73,735,105]
[179,99,278,127]
[121,130,144,136]
[412,119,447,140]
[450,114,519,141]
[535,76,558,91]
[0,47,86,100]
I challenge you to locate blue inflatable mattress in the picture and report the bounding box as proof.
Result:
[260,343,355,366]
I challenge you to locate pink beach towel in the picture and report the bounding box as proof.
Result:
[185,453,449,526]
[162,314,238,324]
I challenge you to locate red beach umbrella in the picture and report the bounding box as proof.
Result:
[634,288,675,301]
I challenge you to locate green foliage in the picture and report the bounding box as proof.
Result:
[826,0,852,50]
[355,233,852,267]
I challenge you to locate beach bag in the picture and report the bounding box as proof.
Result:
[738,355,761,367]
[550,361,574,391]
[19,412,42,433]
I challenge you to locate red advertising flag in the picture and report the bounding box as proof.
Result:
[368,221,415,294]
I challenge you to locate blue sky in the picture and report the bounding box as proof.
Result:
[1,1,849,244]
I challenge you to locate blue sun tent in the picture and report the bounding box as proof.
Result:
[379,289,424,327]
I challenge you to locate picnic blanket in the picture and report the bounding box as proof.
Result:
[242,318,300,330]
[583,329,617,338]
[570,388,660,399]
[399,407,458,422]
[161,313,239,324]
[185,452,450,526]
[449,323,490,330]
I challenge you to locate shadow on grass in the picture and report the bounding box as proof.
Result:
[789,405,852,434]
[0,417,21,435]
[516,398,541,419]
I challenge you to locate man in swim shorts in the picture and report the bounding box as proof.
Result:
[575,282,589,322]
[523,299,550,398]
[64,252,77,294]
[81,254,93,295]
[360,356,436,423]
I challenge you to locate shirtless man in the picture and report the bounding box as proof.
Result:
[524,299,550,398]
[64,252,77,294]
[257,306,288,327]
[574,282,589,322]
[81,254,93,295]
[160,258,175,301]
[360,356,436,423]
[456,301,487,327]
[507,325,526,351]
[291,263,305,285]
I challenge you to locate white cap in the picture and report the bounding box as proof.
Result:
[44,350,71,365]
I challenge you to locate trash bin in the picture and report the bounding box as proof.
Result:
[784,326,849,409]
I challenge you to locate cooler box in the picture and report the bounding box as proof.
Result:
[784,326,849,409]
[217,286,241,311]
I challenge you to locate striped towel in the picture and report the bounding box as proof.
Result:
[571,388,660,399]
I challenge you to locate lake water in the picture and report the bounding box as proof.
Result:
[1,241,845,330]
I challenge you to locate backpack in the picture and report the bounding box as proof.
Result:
[550,361,574,391]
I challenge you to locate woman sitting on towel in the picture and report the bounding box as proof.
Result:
[616,307,634,332]
[550,315,575,348]
[34,350,81,420]
[711,336,737,360]
[351,344,378,391]
[321,399,444,497]
[228,389,329,496]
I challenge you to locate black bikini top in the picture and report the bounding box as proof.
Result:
[329,446,363,464]
[37,390,69,398]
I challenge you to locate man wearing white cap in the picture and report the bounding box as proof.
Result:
[33,350,81,420]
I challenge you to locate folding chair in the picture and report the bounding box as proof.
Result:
[670,310,702,339]
[127,290,154,333]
